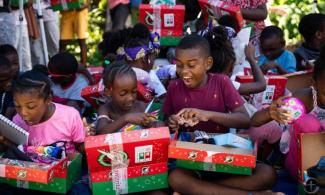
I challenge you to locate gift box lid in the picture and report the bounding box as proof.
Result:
[298,132,325,182]
[283,70,313,94]
[168,133,257,168]
[0,156,68,184]
[85,127,170,172]
[139,4,185,37]
[87,66,104,84]
[81,83,105,109]
[90,162,167,183]
[198,0,244,32]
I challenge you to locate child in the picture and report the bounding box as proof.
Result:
[96,61,155,134]
[12,70,85,153]
[203,26,266,95]
[258,26,296,75]
[0,56,16,119]
[0,44,20,78]
[59,2,88,65]
[251,45,325,180]
[294,13,325,71]
[124,35,166,98]
[165,34,278,194]
[48,52,89,113]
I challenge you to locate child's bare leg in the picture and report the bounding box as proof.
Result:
[169,168,261,195]
[213,163,277,191]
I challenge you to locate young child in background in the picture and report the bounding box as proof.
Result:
[96,61,156,134]
[48,52,89,113]
[59,1,88,65]
[224,0,268,56]
[12,70,85,153]
[0,56,16,119]
[0,44,20,78]
[294,13,325,71]
[258,26,296,75]
[123,35,166,98]
[203,26,266,95]
[251,46,325,180]
[164,34,278,194]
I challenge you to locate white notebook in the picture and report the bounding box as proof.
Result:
[0,114,29,145]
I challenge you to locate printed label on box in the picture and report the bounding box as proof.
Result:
[262,85,275,104]
[164,14,174,27]
[17,180,29,189]
[135,145,153,163]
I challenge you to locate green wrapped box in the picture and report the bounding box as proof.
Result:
[51,0,84,11]
[0,153,82,194]
[160,36,182,46]
[91,173,168,195]
[9,0,28,7]
[176,160,252,175]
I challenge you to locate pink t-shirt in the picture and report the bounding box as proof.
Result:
[163,73,244,133]
[13,103,85,153]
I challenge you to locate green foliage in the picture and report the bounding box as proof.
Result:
[66,0,106,66]
[269,0,325,45]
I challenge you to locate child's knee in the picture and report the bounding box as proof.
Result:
[168,168,190,190]
[254,164,277,189]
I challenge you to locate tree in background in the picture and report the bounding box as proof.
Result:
[269,0,325,47]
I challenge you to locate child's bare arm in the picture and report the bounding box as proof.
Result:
[240,4,268,21]
[177,106,250,129]
[238,44,266,95]
[260,61,290,75]
[96,105,154,134]
[250,97,291,127]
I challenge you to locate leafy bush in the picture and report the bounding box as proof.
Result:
[269,0,325,45]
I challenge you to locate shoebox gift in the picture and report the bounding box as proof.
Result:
[139,4,185,46]
[90,162,168,195]
[87,66,104,84]
[168,132,257,175]
[85,127,170,194]
[81,82,105,109]
[236,75,288,105]
[199,0,244,32]
[51,0,84,11]
[0,153,82,194]
[85,127,170,172]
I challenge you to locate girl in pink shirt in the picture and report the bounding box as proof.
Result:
[12,70,85,153]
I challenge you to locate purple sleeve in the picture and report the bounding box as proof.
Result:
[162,81,176,118]
[220,75,245,112]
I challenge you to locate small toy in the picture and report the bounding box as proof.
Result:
[282,97,306,123]
[26,146,63,159]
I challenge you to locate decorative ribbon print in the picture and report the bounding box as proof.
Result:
[0,164,5,177]
[60,0,68,10]
[104,133,129,194]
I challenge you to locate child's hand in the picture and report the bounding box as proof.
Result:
[268,97,292,124]
[176,108,210,125]
[168,115,179,132]
[125,113,154,127]
[261,61,277,74]
[245,43,256,62]
[83,118,96,136]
